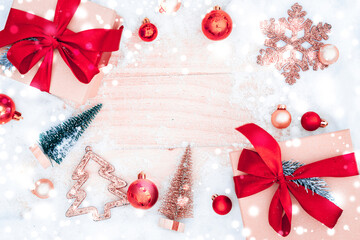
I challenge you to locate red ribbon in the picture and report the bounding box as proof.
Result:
[234,123,359,237]
[0,0,123,92]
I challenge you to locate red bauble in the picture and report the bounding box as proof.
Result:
[301,111,328,131]
[212,194,232,215]
[202,6,232,41]
[0,94,22,124]
[127,172,159,209]
[139,18,158,42]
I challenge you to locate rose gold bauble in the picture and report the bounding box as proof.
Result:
[271,104,291,129]
[318,44,339,65]
[0,94,22,124]
[127,172,159,209]
[31,179,54,199]
[202,6,233,41]
[138,18,158,42]
[159,0,181,14]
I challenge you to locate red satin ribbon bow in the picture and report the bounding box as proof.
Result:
[0,0,123,92]
[233,123,359,237]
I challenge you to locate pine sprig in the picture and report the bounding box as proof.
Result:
[39,104,103,165]
[282,160,334,202]
[0,46,12,70]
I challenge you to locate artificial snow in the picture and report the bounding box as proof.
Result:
[1,0,360,240]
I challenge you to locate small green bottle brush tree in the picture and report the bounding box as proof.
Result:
[30,104,102,168]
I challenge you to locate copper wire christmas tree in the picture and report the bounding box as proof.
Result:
[158,145,193,232]
[66,146,129,221]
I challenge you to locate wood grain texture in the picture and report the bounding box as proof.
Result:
[89,61,250,148]
[84,30,254,148]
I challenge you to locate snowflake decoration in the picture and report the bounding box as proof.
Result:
[257,3,332,84]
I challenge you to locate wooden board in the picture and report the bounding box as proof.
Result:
[88,36,253,148]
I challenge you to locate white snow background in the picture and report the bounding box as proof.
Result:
[0,0,360,240]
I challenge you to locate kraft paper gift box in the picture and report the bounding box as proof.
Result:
[230,130,360,240]
[0,0,122,104]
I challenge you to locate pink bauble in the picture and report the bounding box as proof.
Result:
[271,105,291,129]
[318,44,339,65]
[127,172,159,209]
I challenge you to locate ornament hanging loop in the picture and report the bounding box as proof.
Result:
[277,104,286,110]
[12,111,23,121]
[211,194,219,200]
[138,171,146,179]
[214,6,221,10]
[320,119,328,128]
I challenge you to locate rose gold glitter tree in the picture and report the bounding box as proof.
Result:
[65,147,129,221]
[257,3,333,84]
[158,145,193,233]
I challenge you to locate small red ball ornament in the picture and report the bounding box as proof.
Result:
[0,94,22,124]
[301,111,328,131]
[202,6,233,41]
[271,104,292,129]
[212,194,232,215]
[127,172,159,209]
[138,18,158,42]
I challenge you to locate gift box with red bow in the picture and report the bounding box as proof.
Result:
[230,124,360,239]
[0,0,123,104]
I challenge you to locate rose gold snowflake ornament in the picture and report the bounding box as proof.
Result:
[65,147,129,221]
[257,3,339,84]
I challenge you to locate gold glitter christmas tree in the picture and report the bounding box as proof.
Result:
[158,145,193,232]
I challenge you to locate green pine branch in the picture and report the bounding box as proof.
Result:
[0,46,12,69]
[282,160,334,202]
